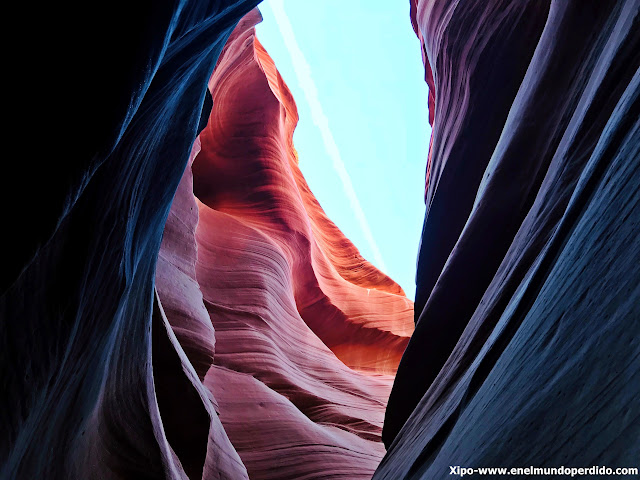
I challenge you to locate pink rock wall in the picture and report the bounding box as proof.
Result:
[155,9,414,480]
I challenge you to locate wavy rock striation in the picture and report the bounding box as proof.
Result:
[170,10,413,479]
[379,0,640,477]
[4,0,637,478]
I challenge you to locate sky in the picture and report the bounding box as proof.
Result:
[255,0,431,299]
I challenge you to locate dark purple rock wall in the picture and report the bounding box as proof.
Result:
[1,2,260,479]
[379,0,639,477]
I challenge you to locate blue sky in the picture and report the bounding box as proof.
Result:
[255,0,431,298]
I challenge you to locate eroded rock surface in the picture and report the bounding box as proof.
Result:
[379,0,640,477]
[178,10,414,479]
[1,2,260,479]
[3,1,638,479]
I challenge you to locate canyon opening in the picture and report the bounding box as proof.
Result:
[1,1,639,480]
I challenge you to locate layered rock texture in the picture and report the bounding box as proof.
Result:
[2,2,262,478]
[379,0,640,477]
[2,0,639,479]
[158,9,414,480]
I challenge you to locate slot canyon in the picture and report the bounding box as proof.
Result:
[1,1,639,479]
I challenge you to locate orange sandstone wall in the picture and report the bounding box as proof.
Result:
[156,9,414,480]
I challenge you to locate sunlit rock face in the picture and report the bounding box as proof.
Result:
[157,9,414,479]
[379,0,640,477]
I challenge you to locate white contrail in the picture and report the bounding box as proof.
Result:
[262,0,388,273]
